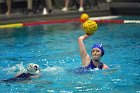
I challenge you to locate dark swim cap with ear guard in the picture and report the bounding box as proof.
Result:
[91,44,104,57]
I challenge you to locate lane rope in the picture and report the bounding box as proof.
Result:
[0,16,140,29]
[0,23,23,28]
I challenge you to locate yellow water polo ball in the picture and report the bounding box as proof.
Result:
[80,13,89,23]
[82,20,98,35]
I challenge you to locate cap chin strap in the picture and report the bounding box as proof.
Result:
[92,59,100,63]
[94,59,99,61]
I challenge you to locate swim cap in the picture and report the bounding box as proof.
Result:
[91,44,104,57]
[27,63,40,74]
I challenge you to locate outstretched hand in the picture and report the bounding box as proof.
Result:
[79,34,88,40]
[84,34,89,38]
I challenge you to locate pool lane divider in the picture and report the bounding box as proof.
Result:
[0,23,23,28]
[23,18,80,26]
[0,18,140,29]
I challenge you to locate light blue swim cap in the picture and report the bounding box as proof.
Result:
[91,44,104,57]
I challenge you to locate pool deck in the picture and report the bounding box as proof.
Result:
[0,3,110,25]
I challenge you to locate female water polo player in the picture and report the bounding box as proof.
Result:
[78,34,109,70]
[1,63,40,83]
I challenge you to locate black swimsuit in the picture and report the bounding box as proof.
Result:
[1,73,35,83]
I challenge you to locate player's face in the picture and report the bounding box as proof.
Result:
[91,48,102,60]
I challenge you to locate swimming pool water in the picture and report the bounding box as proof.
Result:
[0,18,140,93]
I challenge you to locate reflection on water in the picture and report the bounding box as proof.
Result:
[0,21,139,93]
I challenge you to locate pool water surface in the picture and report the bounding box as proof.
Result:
[0,18,140,93]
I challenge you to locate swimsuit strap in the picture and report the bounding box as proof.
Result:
[97,62,103,69]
